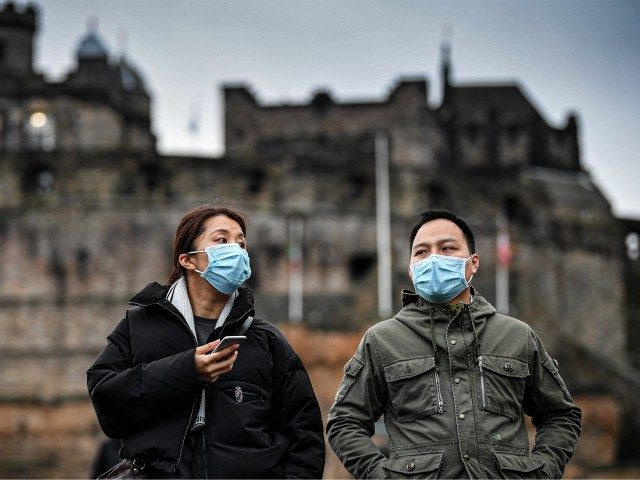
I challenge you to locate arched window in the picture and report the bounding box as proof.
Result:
[626,232,639,261]
[25,111,56,151]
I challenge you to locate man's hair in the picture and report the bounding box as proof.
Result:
[409,210,476,254]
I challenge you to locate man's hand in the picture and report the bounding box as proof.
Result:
[194,340,239,383]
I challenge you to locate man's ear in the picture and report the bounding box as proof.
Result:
[471,253,480,274]
[179,253,197,271]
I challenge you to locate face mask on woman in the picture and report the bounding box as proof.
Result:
[188,243,251,294]
[411,254,473,304]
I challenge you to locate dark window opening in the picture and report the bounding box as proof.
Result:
[347,174,366,200]
[247,169,265,194]
[349,254,376,282]
[426,182,448,209]
[22,164,55,194]
[504,195,533,227]
[506,125,521,143]
[76,248,90,280]
[466,124,480,142]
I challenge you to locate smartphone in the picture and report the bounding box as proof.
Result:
[209,335,246,354]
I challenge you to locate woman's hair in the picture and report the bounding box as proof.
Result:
[167,204,248,285]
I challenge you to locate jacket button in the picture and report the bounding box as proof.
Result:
[450,339,456,345]
[454,377,461,384]
[406,460,415,472]
[344,363,351,372]
[463,453,470,461]
[504,362,513,372]
[458,413,465,420]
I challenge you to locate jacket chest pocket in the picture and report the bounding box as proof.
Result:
[383,356,445,422]
[478,354,529,421]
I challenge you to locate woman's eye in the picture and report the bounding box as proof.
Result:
[216,238,226,243]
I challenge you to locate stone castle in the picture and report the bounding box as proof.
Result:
[1,1,639,477]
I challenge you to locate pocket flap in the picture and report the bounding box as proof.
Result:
[343,357,364,377]
[542,354,559,374]
[383,452,443,474]
[384,356,435,382]
[482,355,529,378]
[494,452,544,473]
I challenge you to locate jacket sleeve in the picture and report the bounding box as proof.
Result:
[326,331,387,480]
[86,313,201,439]
[270,351,325,479]
[523,330,582,479]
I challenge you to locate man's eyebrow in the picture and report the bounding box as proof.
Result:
[412,237,459,251]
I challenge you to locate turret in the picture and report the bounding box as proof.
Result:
[0,1,37,76]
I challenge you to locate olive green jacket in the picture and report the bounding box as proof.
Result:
[327,290,581,479]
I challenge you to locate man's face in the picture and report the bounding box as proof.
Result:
[409,219,479,281]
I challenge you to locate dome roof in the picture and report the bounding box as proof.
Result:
[118,57,147,93]
[77,30,109,59]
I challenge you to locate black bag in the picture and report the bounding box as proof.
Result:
[97,458,147,479]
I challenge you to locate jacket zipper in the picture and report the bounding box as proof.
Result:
[434,367,444,414]
[478,355,486,409]
[131,301,253,472]
[172,394,199,472]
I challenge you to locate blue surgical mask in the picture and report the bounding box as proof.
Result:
[410,254,473,304]
[189,243,251,295]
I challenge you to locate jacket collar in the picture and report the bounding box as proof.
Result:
[399,286,496,320]
[130,281,255,327]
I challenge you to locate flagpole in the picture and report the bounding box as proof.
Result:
[495,213,510,315]
[288,215,304,323]
[375,132,393,318]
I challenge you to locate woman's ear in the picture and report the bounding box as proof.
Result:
[179,253,197,271]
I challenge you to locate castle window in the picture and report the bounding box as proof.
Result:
[247,168,265,194]
[25,111,56,151]
[349,254,375,282]
[425,182,448,208]
[627,232,639,261]
[504,195,533,227]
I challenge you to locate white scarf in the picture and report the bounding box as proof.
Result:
[166,276,238,431]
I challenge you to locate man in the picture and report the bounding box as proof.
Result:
[327,210,581,479]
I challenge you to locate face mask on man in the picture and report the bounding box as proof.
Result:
[188,243,251,294]
[411,254,473,304]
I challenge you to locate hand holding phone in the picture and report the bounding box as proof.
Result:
[210,335,246,353]
[194,336,246,383]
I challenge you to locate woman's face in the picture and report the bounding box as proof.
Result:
[180,214,247,274]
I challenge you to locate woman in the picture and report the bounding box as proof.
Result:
[87,205,325,479]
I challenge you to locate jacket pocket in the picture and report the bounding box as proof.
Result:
[335,356,365,403]
[383,452,444,479]
[478,355,529,421]
[493,452,546,479]
[384,356,444,422]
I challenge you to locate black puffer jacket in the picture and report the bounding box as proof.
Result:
[87,282,325,478]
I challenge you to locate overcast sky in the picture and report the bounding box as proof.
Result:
[34,0,640,218]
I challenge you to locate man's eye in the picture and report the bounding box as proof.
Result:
[216,238,226,243]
